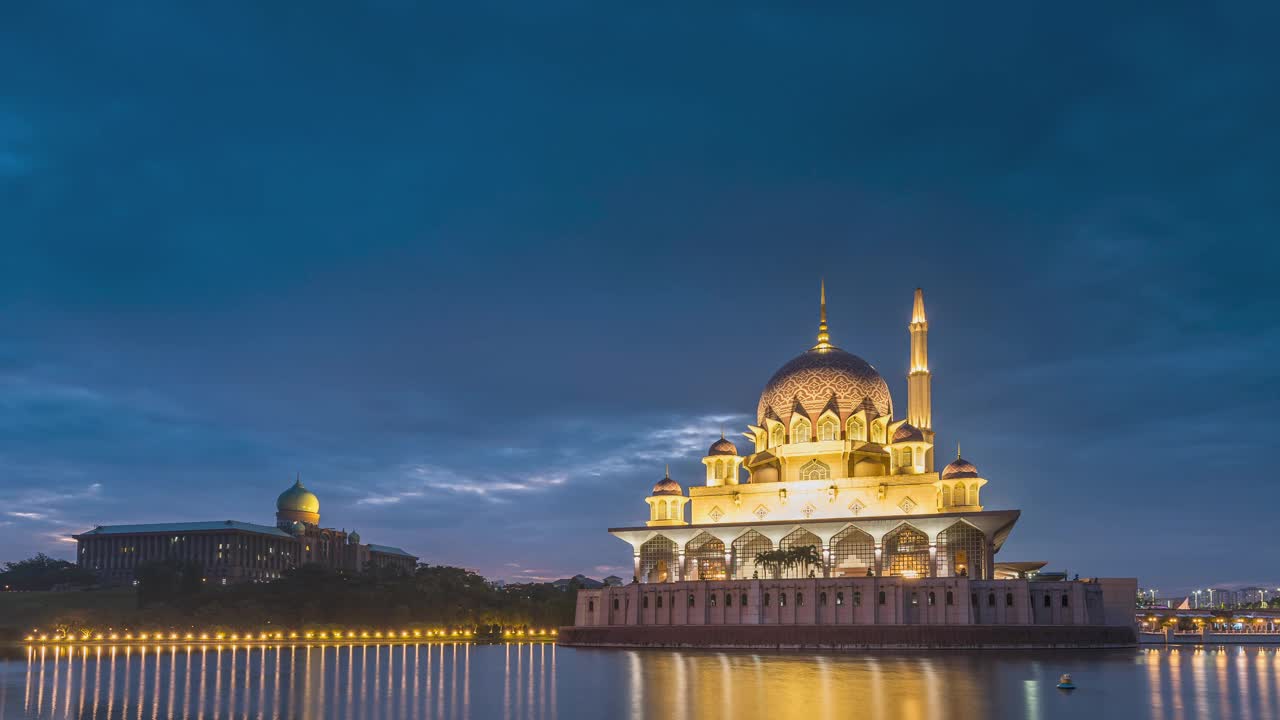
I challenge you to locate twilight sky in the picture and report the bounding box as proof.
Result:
[2,4,1277,596]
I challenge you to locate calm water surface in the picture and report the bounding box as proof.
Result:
[2,642,1278,719]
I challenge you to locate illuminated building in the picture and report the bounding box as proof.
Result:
[73,478,416,584]
[569,286,1136,637]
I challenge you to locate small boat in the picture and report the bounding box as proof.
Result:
[1056,673,1076,690]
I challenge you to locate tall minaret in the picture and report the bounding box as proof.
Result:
[907,288,931,431]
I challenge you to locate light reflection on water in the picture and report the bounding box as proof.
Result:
[3,643,1280,719]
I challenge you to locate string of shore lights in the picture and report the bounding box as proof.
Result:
[24,628,557,644]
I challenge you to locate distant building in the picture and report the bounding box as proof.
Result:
[73,478,417,585]
[603,575,623,587]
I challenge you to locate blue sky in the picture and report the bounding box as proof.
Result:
[2,3,1277,595]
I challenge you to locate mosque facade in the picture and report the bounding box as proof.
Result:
[73,479,417,585]
[569,287,1136,637]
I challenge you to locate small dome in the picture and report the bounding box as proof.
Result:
[708,436,737,456]
[348,531,361,545]
[942,456,981,480]
[277,479,319,514]
[288,521,307,536]
[892,423,925,443]
[651,472,683,496]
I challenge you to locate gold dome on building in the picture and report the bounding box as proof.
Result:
[757,283,892,425]
[277,478,319,514]
[651,466,683,496]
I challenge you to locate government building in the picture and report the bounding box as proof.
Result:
[73,478,417,585]
[565,287,1136,646]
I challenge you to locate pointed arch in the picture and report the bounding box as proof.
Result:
[730,530,773,580]
[940,485,952,507]
[830,525,875,577]
[954,483,966,506]
[791,416,811,443]
[639,536,677,583]
[799,459,831,482]
[778,528,823,579]
[817,413,840,441]
[883,524,930,577]
[683,532,727,581]
[937,521,985,579]
[770,424,785,448]
[870,418,887,444]
[846,416,865,442]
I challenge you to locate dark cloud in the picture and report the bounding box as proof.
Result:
[1,3,1276,593]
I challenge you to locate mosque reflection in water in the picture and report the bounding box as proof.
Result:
[6,643,1280,719]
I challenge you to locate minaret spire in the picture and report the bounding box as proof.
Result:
[814,278,832,349]
[907,287,933,430]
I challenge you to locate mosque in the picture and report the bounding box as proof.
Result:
[567,287,1136,640]
[73,478,416,585]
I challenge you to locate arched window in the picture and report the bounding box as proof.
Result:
[928,591,936,606]
[871,420,886,443]
[588,599,594,611]
[830,526,875,578]
[614,598,619,610]
[878,591,886,605]
[941,485,952,507]
[818,418,839,441]
[657,595,664,609]
[836,591,844,606]
[741,594,748,607]
[954,483,966,506]
[1043,594,1051,608]
[847,418,865,441]
[770,426,785,447]
[799,459,831,482]
[669,500,681,521]
[792,418,811,442]
[684,532,727,581]
[987,593,995,607]
[779,592,787,607]
[657,502,668,520]
[796,592,804,607]
[764,593,771,606]
[714,459,724,479]
[883,525,930,577]
[732,530,773,580]
[901,448,913,466]
[1006,593,1014,607]
[779,528,823,579]
[819,592,828,606]
[938,522,986,579]
[946,591,954,606]
[1062,595,1069,608]
[639,536,677,584]
[643,596,649,608]
[710,594,716,607]
[725,593,732,607]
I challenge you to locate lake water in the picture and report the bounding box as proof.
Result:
[2,642,1279,719]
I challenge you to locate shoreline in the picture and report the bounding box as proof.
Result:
[557,624,1138,649]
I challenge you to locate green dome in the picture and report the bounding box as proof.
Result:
[277,479,320,514]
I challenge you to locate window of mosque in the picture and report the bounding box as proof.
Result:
[954,483,966,505]
[588,600,594,612]
[829,520,880,576]
[779,593,787,607]
[799,459,831,482]
[732,530,772,580]
[819,592,827,606]
[928,591,936,606]
[764,593,771,606]
[657,595,664,609]
[643,596,649,609]
[1043,594,1051,608]
[741,594,748,607]
[770,426,784,447]
[710,594,717,607]
[725,593,732,607]
[1006,593,1014,607]
[836,591,844,606]
[613,598,619,610]
[987,593,995,607]
[779,528,823,579]
[878,591,886,605]
[846,417,864,441]
[941,485,952,507]
[937,522,985,579]
[688,594,696,607]
[684,532,727,581]
[818,418,839,441]
[640,536,677,583]
[946,591,954,606]
[1062,595,1069,608]
[792,418,811,442]
[871,421,886,443]
[884,525,930,577]
[797,592,804,607]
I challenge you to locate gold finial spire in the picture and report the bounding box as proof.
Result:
[956,442,961,459]
[814,278,832,349]
[664,463,670,478]
[911,287,927,324]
